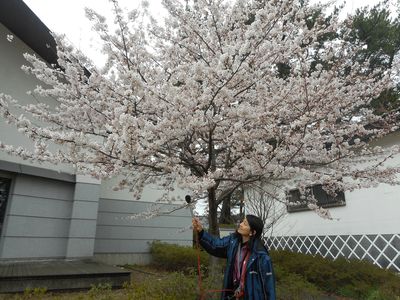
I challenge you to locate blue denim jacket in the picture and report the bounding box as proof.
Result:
[199,230,276,300]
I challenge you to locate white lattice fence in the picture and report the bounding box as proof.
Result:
[266,234,400,272]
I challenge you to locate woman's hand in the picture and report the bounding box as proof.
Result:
[192,217,203,232]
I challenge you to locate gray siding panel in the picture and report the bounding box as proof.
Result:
[12,175,74,200]
[95,225,190,240]
[4,216,70,237]
[0,174,75,259]
[95,198,192,255]
[65,182,100,258]
[97,212,190,228]
[98,199,189,217]
[0,160,75,183]
[7,195,72,218]
[1,172,193,261]
[1,237,67,258]
[65,238,95,258]
[68,219,97,238]
[94,239,190,254]
[74,183,100,202]
[69,200,98,220]
[95,239,151,253]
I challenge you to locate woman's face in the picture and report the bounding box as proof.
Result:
[237,218,252,237]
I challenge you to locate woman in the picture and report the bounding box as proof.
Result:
[192,215,276,300]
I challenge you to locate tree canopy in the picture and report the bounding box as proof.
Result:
[349,2,400,114]
[1,0,399,234]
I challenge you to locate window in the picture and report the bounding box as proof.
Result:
[287,184,345,212]
[0,177,11,235]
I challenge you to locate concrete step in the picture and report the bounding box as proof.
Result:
[0,260,131,293]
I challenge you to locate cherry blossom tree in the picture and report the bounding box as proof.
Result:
[1,0,399,236]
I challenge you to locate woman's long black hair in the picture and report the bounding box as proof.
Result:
[235,214,265,251]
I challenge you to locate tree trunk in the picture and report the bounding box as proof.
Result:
[207,187,221,280]
[207,187,219,237]
[219,193,232,224]
[239,187,245,220]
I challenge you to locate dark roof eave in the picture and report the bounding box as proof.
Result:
[0,0,58,65]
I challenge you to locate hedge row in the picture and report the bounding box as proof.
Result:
[150,241,400,299]
[271,250,400,299]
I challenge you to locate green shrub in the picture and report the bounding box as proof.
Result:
[149,241,400,299]
[274,265,323,300]
[270,250,400,299]
[124,271,224,300]
[375,279,400,300]
[150,241,210,274]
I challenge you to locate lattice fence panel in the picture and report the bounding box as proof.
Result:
[266,234,400,272]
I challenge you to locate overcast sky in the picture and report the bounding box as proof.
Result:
[22,0,395,66]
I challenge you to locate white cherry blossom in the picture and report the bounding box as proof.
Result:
[0,0,399,234]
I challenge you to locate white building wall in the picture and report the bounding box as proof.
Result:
[271,132,400,237]
[260,132,400,272]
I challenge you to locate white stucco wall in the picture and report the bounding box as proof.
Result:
[266,132,400,237]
